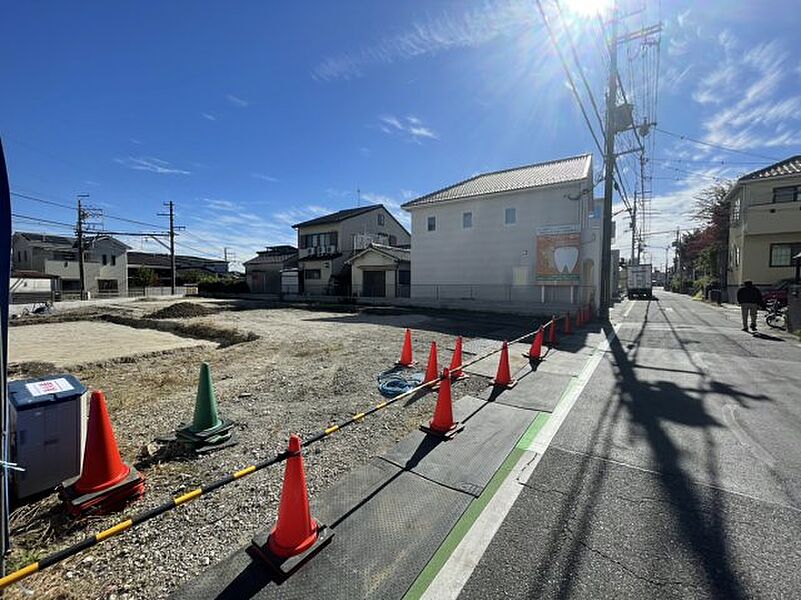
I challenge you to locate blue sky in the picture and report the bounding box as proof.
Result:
[3,0,800,269]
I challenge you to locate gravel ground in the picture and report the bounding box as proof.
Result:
[5,300,516,600]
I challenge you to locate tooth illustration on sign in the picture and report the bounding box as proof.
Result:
[554,246,579,273]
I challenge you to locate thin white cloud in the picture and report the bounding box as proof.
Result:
[115,156,191,175]
[226,94,250,107]
[312,0,534,81]
[378,114,439,143]
[203,198,242,212]
[130,138,143,145]
[201,112,217,121]
[252,173,279,182]
[697,40,801,150]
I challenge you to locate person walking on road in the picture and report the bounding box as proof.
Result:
[736,280,765,332]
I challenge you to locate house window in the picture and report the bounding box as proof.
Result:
[427,216,436,231]
[16,251,21,262]
[770,243,801,267]
[398,270,411,285]
[102,254,108,265]
[111,255,116,266]
[730,195,741,225]
[505,207,516,225]
[772,186,799,203]
[61,279,81,291]
[463,212,473,229]
[24,250,28,261]
[389,235,397,246]
[304,269,322,280]
[377,213,385,226]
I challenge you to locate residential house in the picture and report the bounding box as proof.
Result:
[401,154,601,311]
[127,252,229,287]
[726,155,801,299]
[346,243,411,298]
[292,205,410,294]
[243,245,298,293]
[12,232,130,298]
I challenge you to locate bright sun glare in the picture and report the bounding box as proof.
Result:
[563,0,610,17]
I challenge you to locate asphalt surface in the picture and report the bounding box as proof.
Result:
[460,292,801,599]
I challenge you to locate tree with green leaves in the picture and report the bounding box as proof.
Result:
[133,266,158,290]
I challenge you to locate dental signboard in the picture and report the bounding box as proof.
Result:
[536,225,581,283]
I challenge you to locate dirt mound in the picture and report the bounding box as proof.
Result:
[147,302,217,319]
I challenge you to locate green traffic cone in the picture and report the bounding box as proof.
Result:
[191,362,222,432]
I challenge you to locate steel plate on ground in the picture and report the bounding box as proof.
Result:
[379,395,533,496]
[170,458,472,600]
[535,349,593,376]
[478,370,574,412]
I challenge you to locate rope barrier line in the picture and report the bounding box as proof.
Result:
[0,318,559,591]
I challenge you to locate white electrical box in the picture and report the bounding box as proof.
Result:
[8,375,89,499]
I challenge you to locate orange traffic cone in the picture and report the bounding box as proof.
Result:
[547,317,557,346]
[449,336,468,381]
[523,327,544,361]
[492,341,518,388]
[60,391,145,516]
[250,434,332,575]
[424,341,439,386]
[396,328,415,367]
[420,368,463,439]
[576,307,584,327]
[564,312,573,335]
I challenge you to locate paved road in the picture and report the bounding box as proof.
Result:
[460,291,801,599]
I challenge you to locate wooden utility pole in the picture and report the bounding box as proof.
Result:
[158,201,183,295]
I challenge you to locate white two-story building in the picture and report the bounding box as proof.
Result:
[401,154,602,312]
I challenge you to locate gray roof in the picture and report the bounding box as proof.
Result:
[17,232,75,247]
[347,243,410,265]
[293,205,379,228]
[402,154,592,210]
[740,155,801,181]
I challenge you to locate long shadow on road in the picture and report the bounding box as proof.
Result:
[529,300,771,598]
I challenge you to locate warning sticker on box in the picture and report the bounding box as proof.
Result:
[25,378,74,397]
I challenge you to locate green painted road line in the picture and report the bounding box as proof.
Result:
[516,411,551,451]
[403,445,527,600]
[404,409,551,600]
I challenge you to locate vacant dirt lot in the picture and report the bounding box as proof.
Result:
[6,299,532,600]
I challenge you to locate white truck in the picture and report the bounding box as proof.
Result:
[627,264,653,300]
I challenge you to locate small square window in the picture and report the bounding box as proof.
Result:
[463,212,473,229]
[377,213,385,226]
[427,216,436,231]
[505,207,516,225]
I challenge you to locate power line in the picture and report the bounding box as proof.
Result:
[11,212,75,228]
[656,164,732,182]
[655,127,781,161]
[534,0,605,157]
[10,191,74,210]
[652,157,766,165]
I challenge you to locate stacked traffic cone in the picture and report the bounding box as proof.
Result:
[396,328,415,367]
[492,341,518,389]
[59,391,145,516]
[420,368,463,439]
[249,434,332,576]
[449,336,469,381]
[564,312,573,335]
[547,317,558,346]
[424,341,439,388]
[523,327,544,361]
[175,363,236,453]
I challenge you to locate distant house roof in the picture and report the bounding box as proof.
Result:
[292,205,381,228]
[739,155,801,182]
[12,270,58,279]
[17,232,75,247]
[346,243,411,265]
[16,231,131,250]
[243,246,298,267]
[401,154,593,210]
[127,252,227,270]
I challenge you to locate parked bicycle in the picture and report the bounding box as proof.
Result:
[765,299,787,331]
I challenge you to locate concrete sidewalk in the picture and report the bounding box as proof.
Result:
[450,292,801,599]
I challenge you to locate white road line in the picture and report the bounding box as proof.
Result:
[420,303,629,600]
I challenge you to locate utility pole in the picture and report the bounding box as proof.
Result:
[158,201,184,295]
[630,191,637,266]
[599,0,618,318]
[76,194,89,300]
